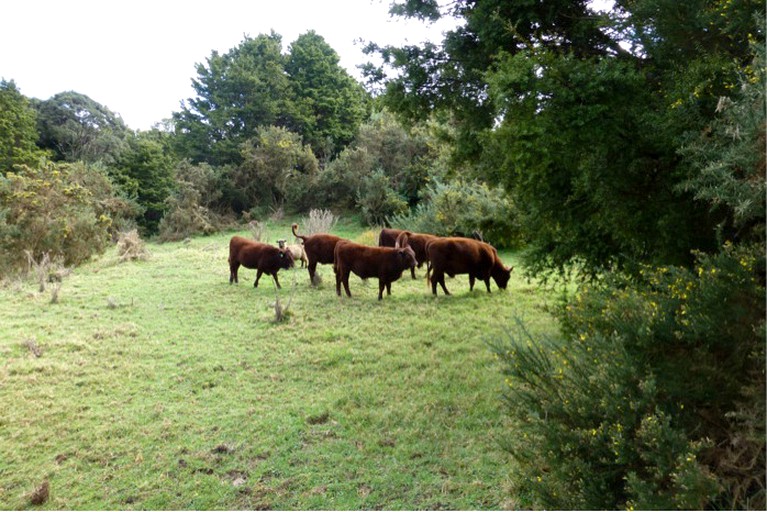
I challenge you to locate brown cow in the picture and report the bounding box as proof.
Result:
[379,228,437,279]
[425,237,512,295]
[334,236,417,300]
[229,236,294,288]
[292,223,344,285]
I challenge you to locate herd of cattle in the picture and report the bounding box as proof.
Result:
[228,223,513,300]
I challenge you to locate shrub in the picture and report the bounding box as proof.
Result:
[357,170,408,226]
[390,180,523,248]
[0,161,113,275]
[490,245,765,509]
[116,229,150,262]
[156,162,224,242]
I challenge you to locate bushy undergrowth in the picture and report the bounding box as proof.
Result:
[0,161,122,274]
[490,245,765,509]
[390,180,523,248]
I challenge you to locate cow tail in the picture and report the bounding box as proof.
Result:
[291,223,306,242]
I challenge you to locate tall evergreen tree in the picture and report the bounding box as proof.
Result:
[173,32,293,167]
[285,31,370,161]
[0,80,45,172]
[34,91,129,165]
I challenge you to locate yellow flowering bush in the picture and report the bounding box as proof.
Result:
[490,246,764,509]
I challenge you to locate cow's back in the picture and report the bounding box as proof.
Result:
[428,237,492,274]
[378,228,404,247]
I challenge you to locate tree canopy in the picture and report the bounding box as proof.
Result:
[173,31,371,167]
[367,0,765,278]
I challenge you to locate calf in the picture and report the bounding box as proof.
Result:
[334,236,417,300]
[229,236,294,288]
[379,228,437,279]
[277,239,308,268]
[292,223,344,285]
[425,237,512,295]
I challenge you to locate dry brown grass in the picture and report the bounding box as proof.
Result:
[116,230,150,262]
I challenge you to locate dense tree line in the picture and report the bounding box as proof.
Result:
[367,0,765,508]
[1,29,512,274]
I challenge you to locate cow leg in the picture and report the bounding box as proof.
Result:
[272,272,282,289]
[410,266,417,280]
[438,273,451,295]
[342,272,352,297]
[229,261,240,284]
[308,260,318,285]
[254,269,263,287]
[431,271,450,295]
[469,275,475,291]
[378,281,385,300]
[335,266,342,296]
[485,278,492,293]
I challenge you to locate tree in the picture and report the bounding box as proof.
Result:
[285,31,371,161]
[112,131,176,234]
[33,91,129,164]
[173,32,294,167]
[234,125,318,213]
[368,0,764,277]
[0,79,45,172]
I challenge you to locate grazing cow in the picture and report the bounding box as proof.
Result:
[292,223,344,285]
[379,228,438,279]
[334,235,417,300]
[277,239,308,268]
[425,237,512,295]
[228,236,294,288]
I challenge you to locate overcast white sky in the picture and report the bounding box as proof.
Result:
[1,1,460,130]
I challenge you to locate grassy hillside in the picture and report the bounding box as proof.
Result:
[0,219,562,509]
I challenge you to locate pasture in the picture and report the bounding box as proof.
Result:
[0,219,562,509]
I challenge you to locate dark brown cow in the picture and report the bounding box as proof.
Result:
[425,237,512,295]
[229,236,294,288]
[292,223,344,285]
[334,236,417,300]
[379,228,437,279]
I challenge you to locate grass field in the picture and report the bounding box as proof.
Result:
[0,218,564,509]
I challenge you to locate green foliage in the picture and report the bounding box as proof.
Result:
[0,161,118,273]
[390,180,522,248]
[490,246,765,509]
[679,28,766,244]
[173,31,370,169]
[157,161,225,242]
[112,131,177,234]
[375,0,765,278]
[285,31,371,160]
[356,170,408,226]
[33,91,129,164]
[0,79,46,172]
[233,125,318,213]
[315,111,439,212]
[174,32,292,167]
[316,146,376,209]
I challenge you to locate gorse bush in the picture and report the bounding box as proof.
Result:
[490,245,765,510]
[0,161,115,274]
[390,180,523,248]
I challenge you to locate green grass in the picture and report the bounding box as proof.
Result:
[0,219,563,509]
